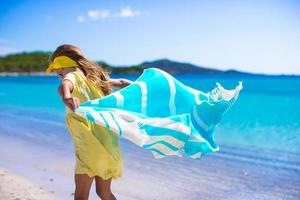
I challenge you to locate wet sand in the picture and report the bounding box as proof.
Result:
[0,166,58,200]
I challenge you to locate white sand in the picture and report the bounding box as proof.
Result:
[0,166,58,200]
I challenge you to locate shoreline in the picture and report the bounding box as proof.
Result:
[0,163,136,200]
[0,134,136,200]
[0,110,299,199]
[0,166,58,200]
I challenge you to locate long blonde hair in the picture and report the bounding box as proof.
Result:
[50,44,112,96]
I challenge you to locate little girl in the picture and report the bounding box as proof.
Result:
[45,44,131,200]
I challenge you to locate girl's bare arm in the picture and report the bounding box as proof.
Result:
[109,78,132,88]
[58,80,79,111]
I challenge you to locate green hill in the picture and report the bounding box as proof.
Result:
[0,52,51,72]
[0,51,255,75]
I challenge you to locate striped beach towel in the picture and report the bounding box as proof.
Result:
[74,68,243,160]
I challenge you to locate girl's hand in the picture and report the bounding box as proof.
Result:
[119,78,132,88]
[63,96,80,112]
[110,78,132,89]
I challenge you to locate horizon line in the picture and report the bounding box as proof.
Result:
[0,50,299,76]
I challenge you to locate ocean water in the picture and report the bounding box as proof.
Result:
[0,73,299,200]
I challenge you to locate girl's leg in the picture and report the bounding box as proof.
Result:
[95,176,117,200]
[74,174,94,200]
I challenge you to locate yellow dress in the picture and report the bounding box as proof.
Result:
[63,68,123,179]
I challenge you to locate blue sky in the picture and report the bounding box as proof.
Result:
[0,0,299,74]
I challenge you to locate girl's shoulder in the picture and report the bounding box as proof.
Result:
[62,68,85,86]
[62,71,77,86]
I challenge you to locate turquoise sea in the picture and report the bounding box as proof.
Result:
[0,72,299,200]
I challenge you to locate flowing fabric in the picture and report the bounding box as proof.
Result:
[74,68,243,160]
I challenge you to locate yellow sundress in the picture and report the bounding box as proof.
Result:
[63,68,123,179]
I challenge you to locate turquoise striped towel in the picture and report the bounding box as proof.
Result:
[75,68,243,160]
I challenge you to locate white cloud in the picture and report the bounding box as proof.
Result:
[87,9,110,20]
[119,6,141,18]
[78,6,141,22]
[77,15,85,23]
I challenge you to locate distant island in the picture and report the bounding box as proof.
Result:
[0,51,293,76]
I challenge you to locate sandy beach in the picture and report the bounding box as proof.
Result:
[0,166,58,200]
[0,165,135,200]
